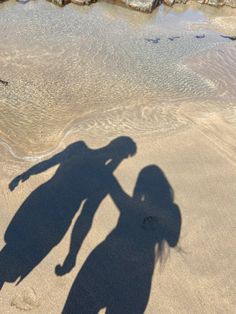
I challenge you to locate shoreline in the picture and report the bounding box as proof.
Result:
[1,0,236,12]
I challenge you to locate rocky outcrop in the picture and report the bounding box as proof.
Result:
[49,0,160,11]
[163,0,236,6]
[122,0,160,12]
[45,0,236,11]
[196,0,236,7]
[225,0,236,6]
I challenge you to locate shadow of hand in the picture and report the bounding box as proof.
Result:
[55,256,76,277]
[9,173,29,191]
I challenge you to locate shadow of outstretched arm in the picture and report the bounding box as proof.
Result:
[108,175,137,211]
[9,151,64,191]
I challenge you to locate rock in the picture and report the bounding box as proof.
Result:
[47,0,71,6]
[163,0,175,6]
[71,0,95,5]
[49,0,160,11]
[175,0,189,3]
[121,0,160,12]
[207,0,225,6]
[46,0,236,12]
[225,0,236,6]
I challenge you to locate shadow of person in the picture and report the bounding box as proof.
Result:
[0,136,136,289]
[62,165,182,314]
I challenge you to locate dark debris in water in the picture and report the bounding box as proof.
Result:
[145,34,236,45]
[195,34,205,39]
[145,38,160,44]
[220,35,236,41]
[168,36,180,41]
[0,79,9,86]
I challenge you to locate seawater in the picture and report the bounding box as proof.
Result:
[0,0,235,159]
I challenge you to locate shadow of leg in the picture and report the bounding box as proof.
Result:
[55,197,103,276]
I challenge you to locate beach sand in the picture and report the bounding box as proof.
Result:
[0,119,235,313]
[0,1,236,313]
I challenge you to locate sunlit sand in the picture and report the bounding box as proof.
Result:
[0,1,235,313]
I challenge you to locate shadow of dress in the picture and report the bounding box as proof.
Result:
[62,165,181,314]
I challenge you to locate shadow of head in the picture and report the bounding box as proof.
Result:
[64,136,137,162]
[134,165,173,207]
[134,165,181,254]
[108,136,137,159]
[64,136,137,164]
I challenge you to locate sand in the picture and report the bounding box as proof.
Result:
[0,1,236,313]
[0,120,236,313]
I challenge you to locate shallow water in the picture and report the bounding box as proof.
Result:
[0,0,235,159]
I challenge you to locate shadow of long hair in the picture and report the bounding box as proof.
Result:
[134,165,180,266]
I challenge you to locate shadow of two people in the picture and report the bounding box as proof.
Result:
[0,136,181,314]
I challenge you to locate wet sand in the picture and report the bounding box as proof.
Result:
[0,1,236,313]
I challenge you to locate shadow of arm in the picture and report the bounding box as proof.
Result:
[9,151,63,191]
[109,175,136,213]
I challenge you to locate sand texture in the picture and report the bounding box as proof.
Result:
[0,1,236,313]
[0,123,236,313]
